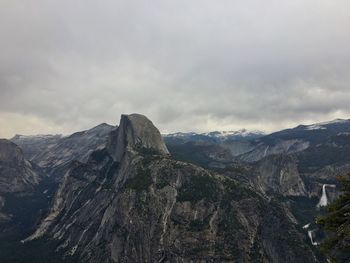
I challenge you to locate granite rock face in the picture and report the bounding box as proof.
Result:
[27,114,317,263]
[0,139,39,193]
[108,113,169,161]
[12,123,115,181]
[11,134,62,161]
[254,154,307,197]
[0,139,40,223]
[239,140,310,163]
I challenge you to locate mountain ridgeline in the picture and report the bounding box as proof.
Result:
[1,116,350,262]
[11,123,115,181]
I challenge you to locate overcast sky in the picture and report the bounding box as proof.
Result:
[1,0,350,138]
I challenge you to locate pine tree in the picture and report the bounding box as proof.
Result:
[317,174,350,263]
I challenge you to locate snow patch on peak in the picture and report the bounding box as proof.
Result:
[305,125,326,130]
[164,129,265,140]
[203,129,265,138]
[163,132,198,137]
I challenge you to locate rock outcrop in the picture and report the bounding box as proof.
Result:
[254,154,307,197]
[108,113,169,161]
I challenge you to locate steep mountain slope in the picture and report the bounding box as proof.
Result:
[26,114,317,263]
[0,139,41,224]
[12,123,115,180]
[239,119,350,162]
[11,134,62,161]
[0,139,39,193]
[212,155,308,200]
[254,154,307,197]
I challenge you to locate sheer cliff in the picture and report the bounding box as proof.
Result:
[0,139,40,223]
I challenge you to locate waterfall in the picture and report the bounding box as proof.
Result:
[317,184,336,208]
[317,184,328,207]
[308,230,318,246]
[302,223,311,229]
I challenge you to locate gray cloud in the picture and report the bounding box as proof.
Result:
[1,0,350,137]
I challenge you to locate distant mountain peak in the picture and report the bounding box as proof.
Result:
[164,129,265,142]
[203,129,265,138]
[88,122,114,131]
[108,114,169,161]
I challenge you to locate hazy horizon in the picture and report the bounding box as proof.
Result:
[3,115,350,139]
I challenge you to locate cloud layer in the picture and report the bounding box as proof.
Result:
[1,0,350,137]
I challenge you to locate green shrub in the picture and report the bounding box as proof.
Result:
[177,174,218,202]
[124,168,153,191]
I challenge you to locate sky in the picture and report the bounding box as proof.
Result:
[1,0,350,138]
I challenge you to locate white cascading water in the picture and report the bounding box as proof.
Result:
[317,184,336,208]
[317,184,328,207]
[303,184,336,246]
[303,223,318,245]
[302,223,310,229]
[308,230,318,246]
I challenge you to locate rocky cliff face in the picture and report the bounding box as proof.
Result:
[0,139,40,223]
[11,134,62,161]
[27,114,317,263]
[0,139,39,193]
[254,154,307,197]
[12,123,115,181]
[108,114,169,162]
[238,119,350,163]
[239,140,310,163]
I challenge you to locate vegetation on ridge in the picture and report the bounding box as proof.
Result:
[318,173,350,263]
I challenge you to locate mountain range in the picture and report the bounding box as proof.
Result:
[0,116,349,262]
